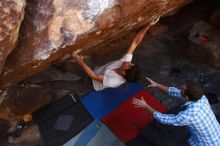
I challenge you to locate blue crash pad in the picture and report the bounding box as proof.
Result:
[63,119,125,146]
[80,83,143,119]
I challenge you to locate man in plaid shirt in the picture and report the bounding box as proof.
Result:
[133,78,220,146]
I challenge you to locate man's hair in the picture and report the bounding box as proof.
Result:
[124,64,141,82]
[185,80,204,102]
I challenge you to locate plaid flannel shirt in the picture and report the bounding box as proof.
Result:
[153,87,220,146]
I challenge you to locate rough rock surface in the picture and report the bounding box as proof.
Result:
[188,21,220,68]
[0,86,53,136]
[0,0,26,74]
[209,9,220,30]
[0,0,192,89]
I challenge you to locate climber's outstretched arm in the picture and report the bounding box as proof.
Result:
[126,17,160,55]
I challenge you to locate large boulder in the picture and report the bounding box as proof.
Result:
[0,0,192,89]
[0,0,26,74]
[188,21,220,68]
[209,9,220,30]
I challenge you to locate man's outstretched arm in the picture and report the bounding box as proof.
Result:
[132,97,192,126]
[146,77,169,94]
[146,77,184,98]
[72,52,103,82]
[132,97,157,114]
[126,17,160,55]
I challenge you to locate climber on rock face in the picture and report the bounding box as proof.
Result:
[72,17,160,91]
[18,17,160,94]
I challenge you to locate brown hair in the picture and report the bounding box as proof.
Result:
[124,64,141,83]
[185,80,204,101]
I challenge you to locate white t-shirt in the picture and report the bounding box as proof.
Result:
[92,54,133,91]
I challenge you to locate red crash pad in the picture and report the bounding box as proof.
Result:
[102,89,167,143]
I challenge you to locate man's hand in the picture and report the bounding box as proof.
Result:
[126,16,160,55]
[146,77,159,88]
[72,51,104,82]
[148,17,160,27]
[72,52,84,64]
[132,27,148,46]
[141,16,160,35]
[128,16,160,52]
[132,97,149,109]
[132,97,157,114]
[146,77,169,94]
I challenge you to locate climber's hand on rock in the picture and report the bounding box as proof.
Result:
[72,52,84,64]
[149,16,160,26]
[135,16,160,41]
